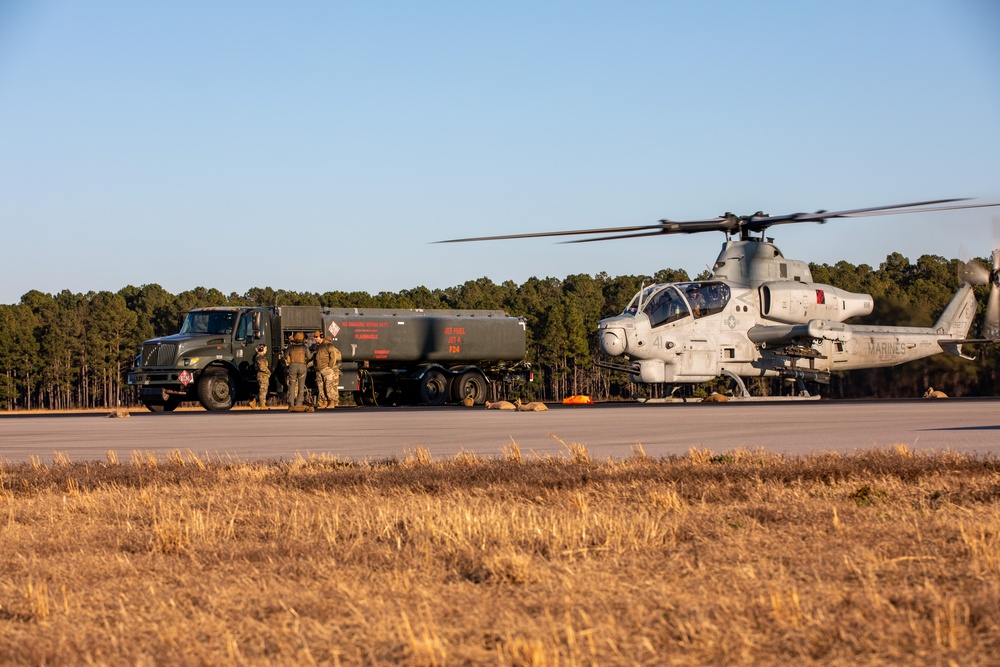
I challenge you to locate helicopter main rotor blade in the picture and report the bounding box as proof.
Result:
[435,218,727,244]
[795,198,972,220]
[435,224,671,244]
[563,229,695,243]
[741,199,989,231]
[562,218,740,243]
[435,198,1000,244]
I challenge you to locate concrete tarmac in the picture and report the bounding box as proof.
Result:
[2,399,999,464]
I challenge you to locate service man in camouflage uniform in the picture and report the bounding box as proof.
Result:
[283,332,312,408]
[312,330,342,409]
[252,343,270,409]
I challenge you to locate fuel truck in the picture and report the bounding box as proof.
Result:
[127,305,528,411]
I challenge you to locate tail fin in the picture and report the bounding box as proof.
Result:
[934,284,977,338]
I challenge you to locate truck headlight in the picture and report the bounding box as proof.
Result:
[183,357,200,366]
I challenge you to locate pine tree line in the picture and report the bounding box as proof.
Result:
[1,253,996,410]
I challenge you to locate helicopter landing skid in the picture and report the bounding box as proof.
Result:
[634,371,821,403]
[636,394,821,403]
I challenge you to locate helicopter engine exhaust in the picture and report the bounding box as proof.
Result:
[759,283,872,325]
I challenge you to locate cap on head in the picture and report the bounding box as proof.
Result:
[293,331,305,343]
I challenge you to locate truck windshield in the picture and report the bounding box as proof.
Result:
[180,311,237,335]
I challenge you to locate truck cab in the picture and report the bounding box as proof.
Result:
[129,307,280,411]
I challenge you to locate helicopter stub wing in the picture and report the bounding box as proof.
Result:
[748,320,850,346]
[747,324,811,346]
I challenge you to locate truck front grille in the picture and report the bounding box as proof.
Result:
[142,343,177,367]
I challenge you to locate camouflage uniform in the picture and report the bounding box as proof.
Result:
[312,332,342,408]
[283,333,312,407]
[253,346,270,408]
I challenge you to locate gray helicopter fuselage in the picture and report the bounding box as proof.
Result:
[598,240,978,385]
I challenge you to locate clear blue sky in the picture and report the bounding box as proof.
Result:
[1,1,998,305]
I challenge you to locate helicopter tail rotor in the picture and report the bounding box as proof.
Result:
[958,250,1000,341]
[953,221,1000,342]
[980,216,1000,341]
[983,245,1000,341]
[958,252,991,286]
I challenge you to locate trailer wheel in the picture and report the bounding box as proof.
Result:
[451,370,488,405]
[197,369,235,411]
[418,369,448,406]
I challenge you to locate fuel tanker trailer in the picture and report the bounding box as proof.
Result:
[128,305,528,411]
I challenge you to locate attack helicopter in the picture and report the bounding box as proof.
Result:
[439,198,1000,398]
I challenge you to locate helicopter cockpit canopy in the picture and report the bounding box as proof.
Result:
[624,285,661,315]
[624,282,732,328]
[680,282,731,319]
[641,285,689,328]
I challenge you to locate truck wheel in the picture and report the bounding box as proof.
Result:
[451,370,489,405]
[143,396,181,412]
[418,369,448,406]
[197,369,235,411]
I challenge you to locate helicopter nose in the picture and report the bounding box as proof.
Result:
[600,328,627,356]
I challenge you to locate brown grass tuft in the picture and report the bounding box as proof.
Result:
[502,438,523,463]
[549,434,589,463]
[0,447,998,664]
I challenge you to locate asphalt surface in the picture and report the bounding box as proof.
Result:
[2,399,999,464]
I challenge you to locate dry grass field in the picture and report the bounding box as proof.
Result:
[1,443,999,666]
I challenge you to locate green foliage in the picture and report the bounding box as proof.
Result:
[2,250,998,410]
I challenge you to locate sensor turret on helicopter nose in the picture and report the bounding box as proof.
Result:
[600,326,627,356]
[598,313,640,357]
